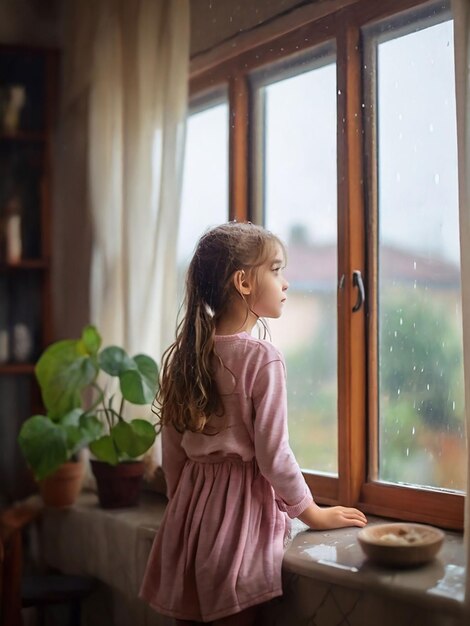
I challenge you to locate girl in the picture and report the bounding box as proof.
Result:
[140,222,367,626]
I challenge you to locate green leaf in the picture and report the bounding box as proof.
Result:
[80,325,101,356]
[59,408,85,456]
[134,354,158,388]
[99,346,136,377]
[79,413,103,441]
[18,415,68,480]
[112,419,156,458]
[59,408,83,427]
[35,339,99,419]
[62,425,84,456]
[59,410,103,456]
[120,354,158,404]
[89,435,119,465]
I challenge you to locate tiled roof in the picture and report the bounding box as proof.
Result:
[285,242,460,291]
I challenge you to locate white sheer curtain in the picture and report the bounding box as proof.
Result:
[89,0,189,357]
[452,0,470,615]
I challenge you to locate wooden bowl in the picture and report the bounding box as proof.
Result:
[357,522,444,567]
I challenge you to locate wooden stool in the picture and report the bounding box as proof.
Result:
[0,497,95,626]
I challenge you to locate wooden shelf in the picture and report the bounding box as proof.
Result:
[0,130,47,143]
[0,45,57,502]
[0,259,49,271]
[0,363,35,375]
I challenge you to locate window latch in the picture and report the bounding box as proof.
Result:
[352,270,365,312]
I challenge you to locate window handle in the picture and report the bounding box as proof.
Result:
[352,270,365,312]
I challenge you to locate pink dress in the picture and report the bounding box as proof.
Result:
[139,332,313,622]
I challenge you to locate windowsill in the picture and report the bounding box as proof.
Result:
[41,491,466,620]
[284,517,465,616]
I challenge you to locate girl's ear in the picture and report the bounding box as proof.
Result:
[233,269,252,296]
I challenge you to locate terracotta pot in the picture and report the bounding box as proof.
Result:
[90,460,144,509]
[39,461,84,508]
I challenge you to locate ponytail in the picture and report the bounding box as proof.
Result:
[154,286,223,433]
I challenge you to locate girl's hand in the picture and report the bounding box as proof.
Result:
[298,502,367,530]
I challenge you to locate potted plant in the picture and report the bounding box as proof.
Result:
[18,325,104,509]
[18,328,104,506]
[19,325,158,509]
[18,407,103,507]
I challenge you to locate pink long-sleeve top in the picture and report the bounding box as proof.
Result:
[162,331,313,517]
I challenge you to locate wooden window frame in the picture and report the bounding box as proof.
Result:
[189,0,464,530]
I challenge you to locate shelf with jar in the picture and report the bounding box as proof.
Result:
[0,270,43,369]
[0,134,48,370]
[0,45,57,504]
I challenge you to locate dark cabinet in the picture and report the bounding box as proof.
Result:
[0,46,57,503]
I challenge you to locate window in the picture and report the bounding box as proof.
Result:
[368,18,464,492]
[253,52,338,475]
[189,0,464,528]
[177,93,229,300]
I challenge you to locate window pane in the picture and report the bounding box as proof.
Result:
[377,20,465,491]
[178,101,229,299]
[262,61,338,474]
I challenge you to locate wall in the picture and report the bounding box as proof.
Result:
[190,0,312,56]
[52,90,93,340]
[0,0,319,54]
[51,2,93,341]
[0,0,60,47]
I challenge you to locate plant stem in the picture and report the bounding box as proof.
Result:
[83,383,105,415]
[118,396,125,421]
[100,390,114,431]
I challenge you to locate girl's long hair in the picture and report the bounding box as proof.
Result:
[154,221,284,433]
